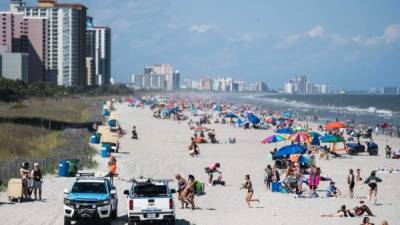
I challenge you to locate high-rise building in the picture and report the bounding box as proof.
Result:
[284,81,294,94]
[0,46,29,81]
[86,23,111,85]
[144,64,179,90]
[382,86,398,95]
[19,0,87,86]
[0,8,47,82]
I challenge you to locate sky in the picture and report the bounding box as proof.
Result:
[1,0,400,90]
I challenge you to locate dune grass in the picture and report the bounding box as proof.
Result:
[0,123,63,160]
[0,97,101,123]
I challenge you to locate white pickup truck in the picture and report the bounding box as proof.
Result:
[124,178,176,225]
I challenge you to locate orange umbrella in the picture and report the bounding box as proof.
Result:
[325,121,346,130]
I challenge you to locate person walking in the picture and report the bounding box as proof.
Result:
[364,171,382,204]
[30,163,43,200]
[348,169,355,198]
[175,174,187,209]
[240,175,260,208]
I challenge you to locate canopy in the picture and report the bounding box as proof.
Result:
[274,144,307,158]
[289,132,311,143]
[320,135,345,143]
[247,113,260,124]
[261,135,285,144]
[325,121,346,130]
[276,127,294,134]
[101,132,118,144]
[108,111,119,121]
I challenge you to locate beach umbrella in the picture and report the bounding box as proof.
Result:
[274,144,307,159]
[309,131,322,138]
[325,121,346,130]
[225,112,238,118]
[311,136,320,146]
[265,116,277,124]
[276,127,294,134]
[261,135,285,144]
[289,131,311,143]
[320,135,345,143]
[247,113,261,124]
[294,125,307,132]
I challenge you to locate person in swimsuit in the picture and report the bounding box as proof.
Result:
[361,216,375,225]
[321,205,354,217]
[348,169,356,198]
[20,162,30,200]
[184,174,196,210]
[240,174,260,208]
[175,174,187,209]
[356,168,363,183]
[364,171,382,204]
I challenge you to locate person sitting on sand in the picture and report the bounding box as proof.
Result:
[385,145,392,159]
[175,174,187,209]
[326,181,341,197]
[321,205,354,217]
[361,216,375,225]
[240,174,260,208]
[354,201,375,217]
[206,163,221,185]
[364,171,382,204]
[188,137,200,157]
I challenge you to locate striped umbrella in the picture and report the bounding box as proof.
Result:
[289,131,311,143]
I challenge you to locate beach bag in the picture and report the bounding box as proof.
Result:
[194,180,205,196]
[188,145,193,150]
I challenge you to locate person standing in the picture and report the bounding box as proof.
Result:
[240,175,260,208]
[206,163,221,185]
[175,174,187,209]
[264,165,273,190]
[356,168,363,183]
[348,169,355,198]
[364,171,382,204]
[20,162,30,200]
[30,163,43,200]
[385,145,392,159]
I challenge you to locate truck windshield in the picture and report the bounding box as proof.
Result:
[71,182,107,194]
[134,184,167,197]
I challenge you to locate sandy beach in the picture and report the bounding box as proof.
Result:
[1,101,399,225]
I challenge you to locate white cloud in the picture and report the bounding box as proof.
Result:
[308,25,325,38]
[189,24,217,33]
[361,24,400,46]
[383,24,400,44]
[351,35,363,44]
[330,34,347,45]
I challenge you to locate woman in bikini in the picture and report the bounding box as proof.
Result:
[184,174,196,210]
[364,171,382,204]
[240,174,260,208]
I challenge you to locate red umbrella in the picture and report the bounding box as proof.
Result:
[325,121,346,130]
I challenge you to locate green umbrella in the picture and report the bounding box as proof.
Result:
[320,135,345,143]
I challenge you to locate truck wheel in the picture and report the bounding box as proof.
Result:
[168,218,176,225]
[64,217,71,225]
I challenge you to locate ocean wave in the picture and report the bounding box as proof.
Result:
[244,95,395,117]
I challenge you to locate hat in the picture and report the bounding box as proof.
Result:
[34,163,39,167]
[359,200,365,204]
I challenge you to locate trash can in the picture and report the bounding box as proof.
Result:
[66,159,79,177]
[102,109,110,116]
[95,133,102,143]
[90,135,97,144]
[108,119,116,127]
[272,182,282,193]
[58,160,69,177]
[101,146,110,158]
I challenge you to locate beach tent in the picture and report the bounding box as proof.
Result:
[247,113,260,124]
[101,132,118,144]
[274,144,307,159]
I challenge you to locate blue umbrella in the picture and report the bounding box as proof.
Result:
[274,144,307,158]
[311,136,320,146]
[225,112,238,118]
[247,113,260,124]
[276,128,294,134]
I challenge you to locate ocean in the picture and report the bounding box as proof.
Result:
[241,94,400,126]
